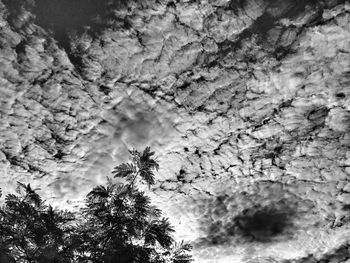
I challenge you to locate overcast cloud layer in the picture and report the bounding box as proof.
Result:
[1,0,350,262]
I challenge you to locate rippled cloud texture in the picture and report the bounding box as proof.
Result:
[1,0,350,262]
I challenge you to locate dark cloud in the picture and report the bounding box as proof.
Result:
[232,201,295,243]
[194,182,315,247]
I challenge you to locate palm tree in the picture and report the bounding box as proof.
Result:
[0,182,75,262]
[0,147,193,263]
[76,147,193,263]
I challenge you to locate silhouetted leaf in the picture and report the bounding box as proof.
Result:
[16,182,43,207]
[112,163,136,178]
[171,241,194,263]
[145,218,174,249]
[140,147,159,171]
[140,167,155,186]
[87,185,110,199]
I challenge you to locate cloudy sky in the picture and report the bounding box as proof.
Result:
[1,0,350,262]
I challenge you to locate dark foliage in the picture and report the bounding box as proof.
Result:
[0,148,193,263]
[0,182,75,262]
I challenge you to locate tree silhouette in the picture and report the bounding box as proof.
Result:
[0,147,193,263]
[0,182,76,263]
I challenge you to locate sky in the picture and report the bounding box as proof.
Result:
[1,0,350,262]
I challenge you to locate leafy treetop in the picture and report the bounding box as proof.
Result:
[0,147,193,263]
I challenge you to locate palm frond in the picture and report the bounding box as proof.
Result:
[112,163,136,178]
[133,192,151,218]
[159,218,175,234]
[140,147,159,171]
[87,185,110,199]
[15,182,42,207]
[172,252,194,263]
[16,181,39,195]
[28,193,43,207]
[5,194,19,207]
[175,240,192,251]
[144,218,174,249]
[15,181,28,194]
[172,241,194,263]
[139,167,155,186]
[148,206,162,219]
